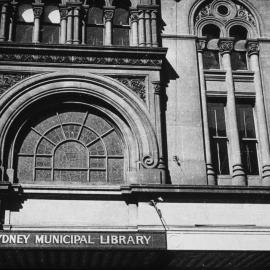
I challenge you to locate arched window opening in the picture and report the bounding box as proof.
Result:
[86,3,104,46]
[15,3,34,43]
[112,0,131,46]
[40,5,60,44]
[229,25,248,40]
[16,108,125,184]
[202,24,220,39]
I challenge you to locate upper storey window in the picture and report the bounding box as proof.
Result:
[15,4,34,43]
[86,5,104,46]
[40,5,60,44]
[112,1,131,46]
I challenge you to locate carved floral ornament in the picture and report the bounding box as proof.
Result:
[194,0,257,31]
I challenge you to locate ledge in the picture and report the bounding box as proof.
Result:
[0,43,167,68]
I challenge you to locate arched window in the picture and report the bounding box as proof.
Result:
[202,24,220,39]
[86,3,104,46]
[112,0,130,46]
[15,3,34,43]
[229,25,248,41]
[16,108,125,184]
[40,5,60,44]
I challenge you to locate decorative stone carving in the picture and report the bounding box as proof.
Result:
[104,9,114,22]
[218,39,234,55]
[33,6,43,18]
[60,7,68,19]
[0,73,31,95]
[152,81,161,95]
[142,154,158,169]
[0,53,163,67]
[130,11,139,22]
[114,77,146,101]
[195,0,257,29]
[247,40,259,56]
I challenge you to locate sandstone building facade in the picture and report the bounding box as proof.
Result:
[1,0,270,269]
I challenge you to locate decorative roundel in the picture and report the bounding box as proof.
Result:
[211,0,237,21]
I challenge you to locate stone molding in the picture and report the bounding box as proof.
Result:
[247,40,259,56]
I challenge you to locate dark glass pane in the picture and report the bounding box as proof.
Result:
[229,25,248,40]
[113,8,129,25]
[203,50,220,69]
[202,24,220,39]
[86,26,103,46]
[40,24,60,44]
[207,103,227,137]
[210,139,229,175]
[241,141,259,175]
[88,7,103,24]
[15,23,33,43]
[236,104,256,138]
[231,52,247,70]
[112,27,129,46]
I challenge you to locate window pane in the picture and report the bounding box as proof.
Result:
[113,8,129,25]
[236,104,256,138]
[15,24,33,43]
[207,103,227,137]
[18,4,34,23]
[87,7,103,24]
[43,6,60,24]
[41,25,60,44]
[112,28,129,46]
[241,141,259,175]
[86,26,103,46]
[231,52,247,70]
[203,51,220,69]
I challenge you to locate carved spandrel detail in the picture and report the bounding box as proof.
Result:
[114,77,146,101]
[0,73,31,95]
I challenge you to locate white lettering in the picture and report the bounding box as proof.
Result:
[143,235,151,245]
[100,235,109,244]
[126,236,135,245]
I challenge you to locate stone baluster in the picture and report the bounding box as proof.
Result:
[59,6,68,44]
[130,9,139,46]
[32,4,44,43]
[151,9,158,47]
[197,38,216,185]
[0,3,8,41]
[73,5,81,44]
[66,6,73,44]
[219,38,246,185]
[247,40,270,186]
[8,1,17,42]
[103,7,114,46]
[138,9,145,46]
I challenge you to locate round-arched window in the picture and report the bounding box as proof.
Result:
[16,108,125,184]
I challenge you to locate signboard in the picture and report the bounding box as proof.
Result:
[0,231,166,250]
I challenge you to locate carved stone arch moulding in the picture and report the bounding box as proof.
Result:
[0,72,165,185]
[189,0,261,37]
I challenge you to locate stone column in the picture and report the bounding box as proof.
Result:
[73,5,81,44]
[151,9,158,47]
[130,9,139,46]
[219,38,246,185]
[138,9,145,46]
[8,2,17,42]
[66,6,73,44]
[0,3,8,41]
[145,9,151,47]
[81,5,89,45]
[247,40,270,186]
[104,7,114,46]
[59,6,68,44]
[152,81,167,184]
[197,38,216,185]
[32,4,44,43]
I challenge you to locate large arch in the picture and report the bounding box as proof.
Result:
[0,72,164,185]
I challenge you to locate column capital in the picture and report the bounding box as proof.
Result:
[32,3,44,19]
[246,39,260,56]
[59,6,68,19]
[130,9,139,22]
[152,81,162,95]
[218,38,234,55]
[104,7,115,22]
[196,37,207,52]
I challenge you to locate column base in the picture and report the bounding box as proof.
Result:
[206,163,216,185]
[232,164,246,186]
[262,164,270,186]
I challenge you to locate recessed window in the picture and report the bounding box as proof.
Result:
[203,50,220,69]
[202,24,220,39]
[40,5,60,44]
[231,51,247,70]
[217,5,229,16]
[15,4,34,43]
[229,25,248,40]
[207,102,230,175]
